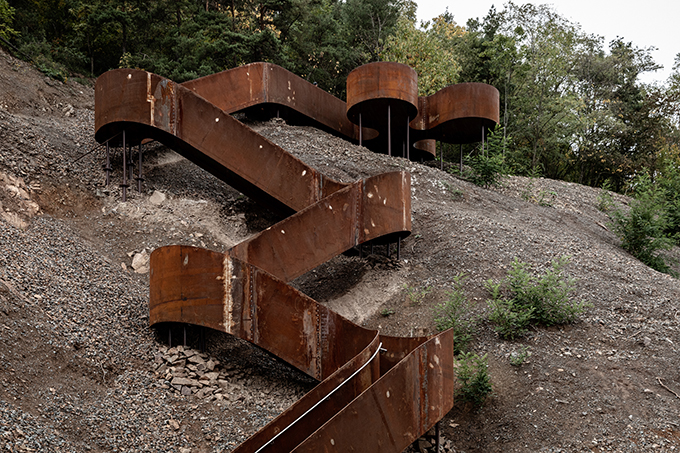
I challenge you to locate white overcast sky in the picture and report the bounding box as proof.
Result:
[415,0,680,85]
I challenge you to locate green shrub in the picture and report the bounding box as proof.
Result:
[456,352,492,408]
[433,273,477,354]
[403,283,431,306]
[466,152,505,188]
[487,295,533,340]
[508,346,531,366]
[611,190,676,275]
[18,40,69,81]
[464,125,505,188]
[487,256,590,339]
[596,179,617,213]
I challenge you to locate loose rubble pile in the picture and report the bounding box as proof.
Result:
[155,345,235,401]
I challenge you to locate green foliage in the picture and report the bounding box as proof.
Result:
[508,346,531,366]
[456,352,492,408]
[403,283,431,306]
[487,256,590,339]
[342,0,401,62]
[610,174,677,275]
[487,294,534,340]
[433,273,477,354]
[381,8,463,95]
[18,40,70,81]
[380,308,395,317]
[597,179,617,213]
[441,180,464,200]
[536,189,557,207]
[465,125,506,188]
[0,0,17,41]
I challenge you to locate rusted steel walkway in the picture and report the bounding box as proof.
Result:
[94,62,496,452]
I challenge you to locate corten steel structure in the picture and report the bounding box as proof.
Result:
[94,62,498,452]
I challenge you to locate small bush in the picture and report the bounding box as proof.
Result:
[487,296,534,340]
[487,256,590,339]
[508,346,531,367]
[403,283,431,306]
[464,125,505,188]
[610,186,677,276]
[466,152,504,188]
[456,352,492,408]
[380,308,395,317]
[596,179,617,213]
[433,273,477,354]
[536,189,557,207]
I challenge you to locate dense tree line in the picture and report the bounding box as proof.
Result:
[2,0,401,96]
[1,0,679,192]
[382,2,679,192]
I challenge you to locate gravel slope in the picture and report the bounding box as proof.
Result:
[1,48,680,452]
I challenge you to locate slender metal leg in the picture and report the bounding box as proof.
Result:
[127,141,134,182]
[387,243,391,258]
[168,327,172,348]
[460,144,463,173]
[121,130,128,202]
[387,103,391,157]
[440,142,443,170]
[104,142,112,187]
[406,115,410,161]
[482,126,485,156]
[435,422,441,452]
[397,238,401,260]
[183,325,187,348]
[359,113,362,147]
[136,143,144,193]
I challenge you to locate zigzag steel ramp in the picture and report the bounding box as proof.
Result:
[95,69,454,452]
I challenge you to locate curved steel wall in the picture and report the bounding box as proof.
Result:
[95,67,454,452]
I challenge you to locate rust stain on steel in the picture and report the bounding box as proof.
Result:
[102,61,498,161]
[95,65,464,452]
[182,62,373,141]
[346,62,419,124]
[411,83,501,144]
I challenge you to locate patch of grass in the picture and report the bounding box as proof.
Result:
[536,189,557,207]
[441,180,464,200]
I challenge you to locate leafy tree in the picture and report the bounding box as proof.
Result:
[281,0,354,96]
[381,4,463,95]
[0,0,18,41]
[342,0,401,62]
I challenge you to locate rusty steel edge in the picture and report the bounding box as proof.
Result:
[100,62,498,161]
[96,67,455,452]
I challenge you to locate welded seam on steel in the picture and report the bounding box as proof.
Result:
[95,67,457,452]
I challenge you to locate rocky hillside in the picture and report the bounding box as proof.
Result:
[1,47,679,452]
